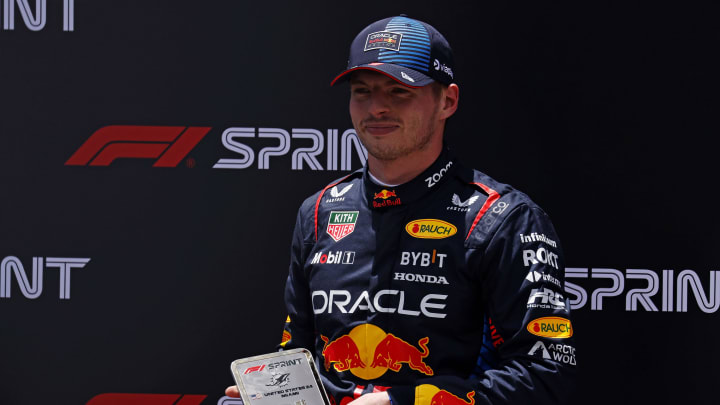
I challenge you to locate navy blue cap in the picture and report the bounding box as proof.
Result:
[331,15,456,88]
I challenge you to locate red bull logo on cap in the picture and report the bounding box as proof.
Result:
[415,384,475,405]
[320,324,433,380]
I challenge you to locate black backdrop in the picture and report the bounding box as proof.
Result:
[2,1,718,404]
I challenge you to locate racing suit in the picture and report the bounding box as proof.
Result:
[280,147,576,405]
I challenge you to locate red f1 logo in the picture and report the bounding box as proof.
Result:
[244,365,266,374]
[65,125,211,167]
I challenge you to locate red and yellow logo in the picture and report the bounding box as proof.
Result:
[320,324,433,380]
[415,384,475,405]
[527,317,573,338]
[405,219,457,239]
[374,189,398,200]
[279,315,292,347]
[280,330,291,347]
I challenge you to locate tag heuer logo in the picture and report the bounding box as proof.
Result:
[326,211,359,242]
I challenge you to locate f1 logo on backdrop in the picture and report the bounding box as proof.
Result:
[65,126,211,167]
[65,125,367,170]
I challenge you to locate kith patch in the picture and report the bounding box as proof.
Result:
[364,31,402,51]
[326,211,359,242]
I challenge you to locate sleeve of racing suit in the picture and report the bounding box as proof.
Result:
[387,203,577,405]
[277,204,316,352]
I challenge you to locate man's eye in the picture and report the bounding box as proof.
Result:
[352,88,370,94]
[391,87,410,94]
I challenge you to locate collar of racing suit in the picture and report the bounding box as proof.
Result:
[363,147,458,209]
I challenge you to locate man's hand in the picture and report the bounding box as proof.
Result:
[348,391,391,405]
[225,385,240,398]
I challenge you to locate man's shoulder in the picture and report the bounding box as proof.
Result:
[455,164,538,208]
[297,169,365,218]
[452,164,555,243]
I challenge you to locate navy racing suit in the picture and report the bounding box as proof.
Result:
[280,148,576,405]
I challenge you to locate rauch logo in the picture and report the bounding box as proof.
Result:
[405,219,457,239]
[526,317,573,338]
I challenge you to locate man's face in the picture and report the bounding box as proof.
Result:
[349,70,444,162]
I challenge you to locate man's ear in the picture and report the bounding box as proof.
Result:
[440,84,459,120]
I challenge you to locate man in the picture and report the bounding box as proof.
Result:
[228,15,576,405]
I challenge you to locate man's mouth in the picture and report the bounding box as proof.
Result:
[363,121,400,136]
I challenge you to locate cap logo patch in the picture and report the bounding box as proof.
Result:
[401,71,415,82]
[364,31,402,52]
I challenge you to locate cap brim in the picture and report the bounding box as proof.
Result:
[330,63,434,88]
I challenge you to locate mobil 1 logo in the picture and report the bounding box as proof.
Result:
[311,251,355,265]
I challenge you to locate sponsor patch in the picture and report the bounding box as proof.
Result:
[519,232,558,248]
[415,385,474,405]
[476,200,509,233]
[364,31,402,52]
[326,184,354,203]
[373,189,401,208]
[425,160,453,188]
[528,341,576,365]
[320,324,432,380]
[311,250,356,265]
[374,189,397,200]
[393,273,449,285]
[447,193,479,212]
[527,287,566,310]
[326,211,359,242]
[522,247,559,270]
[280,330,291,347]
[331,184,353,197]
[405,219,457,239]
[399,250,447,268]
[527,317,573,338]
[526,270,561,287]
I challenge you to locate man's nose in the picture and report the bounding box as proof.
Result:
[368,92,390,116]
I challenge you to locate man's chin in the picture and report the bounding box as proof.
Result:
[365,145,408,162]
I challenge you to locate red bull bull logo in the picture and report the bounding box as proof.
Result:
[320,324,433,380]
[374,189,398,200]
[415,385,475,405]
[320,335,366,371]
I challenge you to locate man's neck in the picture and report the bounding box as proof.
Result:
[367,142,443,185]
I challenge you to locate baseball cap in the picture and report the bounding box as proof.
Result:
[331,15,456,88]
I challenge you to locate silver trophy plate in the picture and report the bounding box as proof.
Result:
[231,348,331,405]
